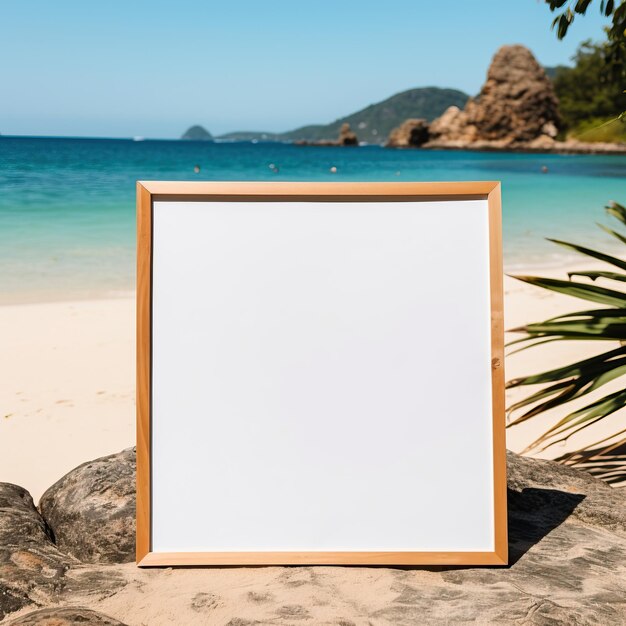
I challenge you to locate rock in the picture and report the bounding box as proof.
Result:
[386,119,430,147]
[427,45,562,149]
[337,123,358,146]
[0,483,127,622]
[0,483,75,621]
[526,134,557,150]
[180,125,213,141]
[506,450,626,536]
[2,450,625,624]
[6,607,129,625]
[38,448,135,565]
[541,121,558,138]
[295,123,359,147]
[428,105,477,143]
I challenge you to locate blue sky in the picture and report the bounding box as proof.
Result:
[0,0,612,138]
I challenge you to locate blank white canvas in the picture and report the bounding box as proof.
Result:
[151,199,494,553]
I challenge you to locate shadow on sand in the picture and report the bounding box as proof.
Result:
[506,486,585,566]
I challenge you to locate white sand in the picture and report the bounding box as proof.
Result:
[0,298,135,500]
[1,265,624,501]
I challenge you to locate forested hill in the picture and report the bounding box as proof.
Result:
[217,87,469,144]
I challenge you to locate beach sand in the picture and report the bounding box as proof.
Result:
[1,266,624,501]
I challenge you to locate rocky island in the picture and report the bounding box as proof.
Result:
[180,125,213,141]
[387,45,626,154]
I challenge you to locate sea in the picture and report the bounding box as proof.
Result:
[1,136,626,304]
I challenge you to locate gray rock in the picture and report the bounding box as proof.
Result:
[0,483,74,621]
[6,607,129,625]
[0,483,127,622]
[38,448,135,564]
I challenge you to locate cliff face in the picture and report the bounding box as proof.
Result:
[385,118,430,148]
[411,45,562,150]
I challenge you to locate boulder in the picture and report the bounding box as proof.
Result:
[428,45,561,148]
[428,105,477,143]
[0,483,75,621]
[0,483,127,621]
[38,448,135,565]
[386,119,430,147]
[337,123,358,146]
[6,607,129,625]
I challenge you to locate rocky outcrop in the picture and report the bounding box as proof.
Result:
[427,45,561,148]
[295,123,359,147]
[337,123,358,146]
[0,483,74,621]
[428,105,476,143]
[0,483,126,621]
[38,448,135,565]
[386,118,430,147]
[1,450,625,624]
[384,45,622,153]
[6,607,129,625]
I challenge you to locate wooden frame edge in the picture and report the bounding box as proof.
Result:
[137,180,500,198]
[136,182,152,563]
[136,181,507,567]
[138,550,508,568]
[488,183,508,566]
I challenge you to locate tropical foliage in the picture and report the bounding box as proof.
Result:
[545,1,626,142]
[552,41,626,139]
[545,0,626,78]
[507,201,626,475]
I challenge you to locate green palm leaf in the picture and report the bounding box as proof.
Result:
[546,237,626,271]
[512,275,626,306]
[507,200,626,478]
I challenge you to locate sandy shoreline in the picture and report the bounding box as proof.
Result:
[2,263,625,501]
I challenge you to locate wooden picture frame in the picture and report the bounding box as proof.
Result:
[136,181,507,567]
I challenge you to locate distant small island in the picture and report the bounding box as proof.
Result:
[181,125,213,141]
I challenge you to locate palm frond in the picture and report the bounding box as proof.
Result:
[507,200,626,476]
[511,275,626,307]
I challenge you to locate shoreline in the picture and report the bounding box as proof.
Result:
[3,133,626,155]
[0,254,599,308]
[379,139,626,155]
[2,261,625,501]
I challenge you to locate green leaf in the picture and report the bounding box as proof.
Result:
[606,201,626,226]
[507,346,626,386]
[512,275,626,307]
[597,223,626,246]
[520,318,626,340]
[574,0,593,13]
[546,238,626,271]
[520,388,626,453]
[568,269,626,282]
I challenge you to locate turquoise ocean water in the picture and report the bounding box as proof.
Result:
[2,136,626,304]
